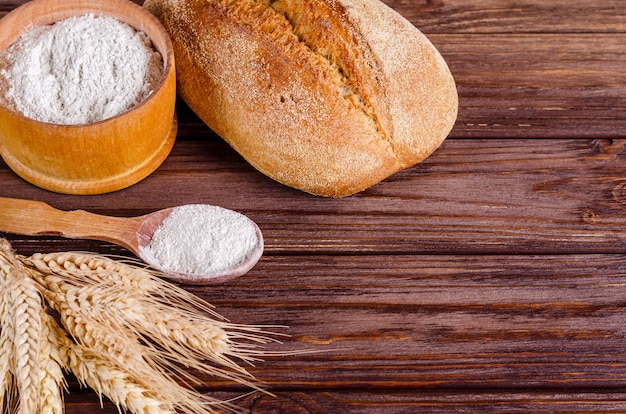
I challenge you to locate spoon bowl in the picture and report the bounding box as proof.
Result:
[135,206,264,284]
[0,197,263,284]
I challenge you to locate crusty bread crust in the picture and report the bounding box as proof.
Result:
[145,0,458,197]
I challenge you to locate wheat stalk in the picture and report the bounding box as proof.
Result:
[47,312,179,414]
[38,312,65,414]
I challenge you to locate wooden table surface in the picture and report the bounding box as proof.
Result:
[2,0,626,412]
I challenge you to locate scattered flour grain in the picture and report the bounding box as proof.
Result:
[146,205,259,276]
[0,14,163,125]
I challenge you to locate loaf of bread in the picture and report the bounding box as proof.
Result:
[144,0,458,197]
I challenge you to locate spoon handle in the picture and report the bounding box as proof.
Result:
[0,197,142,253]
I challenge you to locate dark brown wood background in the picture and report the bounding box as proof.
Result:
[2,0,626,412]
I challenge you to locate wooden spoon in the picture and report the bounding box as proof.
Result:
[0,197,263,284]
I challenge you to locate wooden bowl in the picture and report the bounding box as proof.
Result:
[0,0,176,195]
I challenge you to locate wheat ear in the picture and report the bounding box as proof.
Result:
[47,312,177,414]
[0,242,16,411]
[27,252,285,371]
[12,273,44,414]
[29,252,164,292]
[0,240,65,414]
[27,254,246,414]
[37,310,66,414]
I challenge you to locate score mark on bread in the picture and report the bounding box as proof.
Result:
[145,0,458,197]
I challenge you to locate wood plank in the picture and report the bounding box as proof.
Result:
[0,0,23,13]
[61,390,626,413]
[171,254,626,390]
[44,253,626,408]
[25,253,626,388]
[46,253,626,398]
[242,391,626,413]
[3,138,626,255]
[386,0,626,34]
[433,34,626,139]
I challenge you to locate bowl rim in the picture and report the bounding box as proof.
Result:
[0,0,175,129]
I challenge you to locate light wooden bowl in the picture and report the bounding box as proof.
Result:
[0,0,176,195]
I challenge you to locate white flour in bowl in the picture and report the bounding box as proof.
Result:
[145,205,260,277]
[0,14,163,125]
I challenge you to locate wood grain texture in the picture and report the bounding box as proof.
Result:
[1,0,626,413]
[438,34,626,138]
[4,139,626,255]
[384,0,626,34]
[61,391,626,414]
[181,254,626,388]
